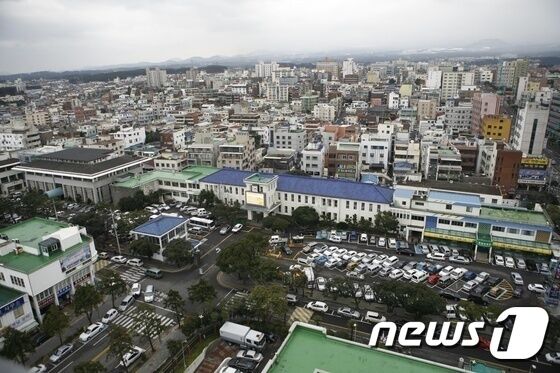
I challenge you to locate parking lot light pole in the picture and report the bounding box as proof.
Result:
[110,208,121,255]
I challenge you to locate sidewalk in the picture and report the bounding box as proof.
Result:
[137,325,183,373]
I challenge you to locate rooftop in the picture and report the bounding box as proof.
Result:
[0,218,92,273]
[131,215,188,237]
[245,173,277,184]
[263,323,463,373]
[0,285,25,306]
[14,155,148,176]
[0,158,20,167]
[480,206,550,227]
[428,190,481,207]
[400,180,501,196]
[40,148,111,162]
[114,166,219,189]
[201,169,394,204]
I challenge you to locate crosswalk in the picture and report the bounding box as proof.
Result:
[119,267,145,283]
[94,259,110,272]
[288,306,313,325]
[111,306,176,338]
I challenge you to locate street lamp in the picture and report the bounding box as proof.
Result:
[529,364,537,373]
[352,323,357,341]
[110,208,121,255]
[181,339,189,368]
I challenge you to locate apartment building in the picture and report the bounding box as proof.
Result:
[444,102,472,136]
[0,124,41,151]
[112,126,146,148]
[481,115,512,141]
[326,142,361,181]
[146,67,167,88]
[272,126,307,152]
[301,142,326,177]
[511,102,550,156]
[360,134,391,171]
[546,91,560,140]
[471,92,501,135]
[423,145,463,181]
[25,110,52,127]
[0,218,98,322]
[217,132,257,171]
[313,103,336,122]
[441,71,473,99]
[416,99,437,120]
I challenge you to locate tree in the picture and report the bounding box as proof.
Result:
[145,130,160,143]
[98,270,127,308]
[42,305,69,344]
[108,326,134,373]
[402,283,445,318]
[198,189,217,208]
[546,204,560,229]
[216,241,261,279]
[262,215,291,232]
[0,327,34,364]
[252,259,280,283]
[73,284,103,323]
[188,279,216,307]
[249,285,288,323]
[414,78,425,86]
[133,304,165,352]
[373,281,404,313]
[164,290,185,326]
[166,339,183,356]
[20,190,51,218]
[163,239,193,267]
[288,268,308,295]
[458,300,486,321]
[129,238,159,258]
[74,361,106,373]
[374,211,399,235]
[118,190,161,212]
[72,212,106,240]
[292,206,319,229]
[181,313,203,336]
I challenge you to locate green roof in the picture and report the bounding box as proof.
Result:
[480,206,549,226]
[264,324,463,373]
[114,166,219,189]
[0,218,92,273]
[0,285,25,306]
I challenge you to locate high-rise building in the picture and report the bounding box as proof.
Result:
[265,83,289,102]
[496,59,527,89]
[547,92,560,141]
[416,99,437,120]
[441,71,473,99]
[316,59,339,80]
[146,67,167,88]
[255,61,279,78]
[511,102,550,156]
[445,102,472,136]
[426,70,442,89]
[313,103,336,122]
[471,92,502,135]
[342,58,358,78]
[481,115,512,142]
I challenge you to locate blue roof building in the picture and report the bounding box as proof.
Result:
[131,215,188,261]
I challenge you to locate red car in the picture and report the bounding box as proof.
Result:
[427,274,440,285]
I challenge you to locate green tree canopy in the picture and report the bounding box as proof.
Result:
[73,284,103,323]
[262,215,292,232]
[546,204,560,230]
[292,206,319,229]
[74,361,106,373]
[108,325,134,373]
[198,190,217,208]
[118,190,161,212]
[252,259,280,283]
[374,211,399,234]
[216,241,260,279]
[0,327,34,364]
[163,239,193,267]
[249,284,288,323]
[98,270,128,307]
[72,212,106,240]
[129,238,159,257]
[188,279,216,306]
[42,305,69,344]
[133,303,165,352]
[164,289,185,326]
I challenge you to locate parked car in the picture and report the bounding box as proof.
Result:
[377,237,386,247]
[505,256,515,268]
[545,352,560,365]
[364,311,386,323]
[528,283,546,294]
[388,238,397,249]
[336,307,361,319]
[29,364,47,373]
[236,349,264,363]
[382,256,398,267]
[102,308,118,323]
[359,233,368,243]
[79,322,105,342]
[462,280,478,292]
[228,357,258,372]
[111,255,127,264]
[510,272,524,286]
[49,343,73,363]
[286,294,298,305]
[328,234,342,243]
[474,272,489,284]
[127,258,143,267]
[463,271,477,281]
[426,252,446,261]
[98,252,109,259]
[220,225,231,235]
[316,277,327,291]
[231,223,243,233]
[144,284,155,302]
[389,269,404,279]
[449,255,471,264]
[398,248,416,256]
[540,263,551,275]
[119,346,145,368]
[131,283,141,297]
[494,255,505,266]
[516,258,527,270]
[305,301,329,312]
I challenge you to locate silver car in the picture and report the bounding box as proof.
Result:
[49,343,73,363]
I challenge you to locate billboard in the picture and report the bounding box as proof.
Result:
[518,168,547,185]
[246,191,265,207]
[59,244,92,273]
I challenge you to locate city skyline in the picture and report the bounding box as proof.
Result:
[1,0,560,74]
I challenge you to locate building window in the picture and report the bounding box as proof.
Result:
[465,222,477,229]
[451,221,463,227]
[10,275,25,288]
[0,272,4,281]
[438,219,450,225]
[508,228,519,234]
[322,198,326,206]
[411,215,425,221]
[284,193,288,201]
[361,203,365,211]
[298,195,301,203]
[346,201,350,209]
[521,230,533,236]
[492,226,505,232]
[445,204,452,210]
[291,195,294,202]
[13,305,24,318]
[305,196,308,203]
[353,202,357,209]
[312,197,315,204]
[466,206,473,212]
[334,200,338,207]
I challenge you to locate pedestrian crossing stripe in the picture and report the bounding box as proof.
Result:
[111,306,176,337]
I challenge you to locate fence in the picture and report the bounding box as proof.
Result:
[157,325,215,373]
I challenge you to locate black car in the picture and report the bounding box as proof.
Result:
[486,276,501,287]
[468,294,489,306]
[513,287,523,298]
[439,291,462,301]
[525,259,538,272]
[397,248,416,256]
[264,332,278,343]
[31,331,50,347]
[281,245,293,256]
[228,357,258,372]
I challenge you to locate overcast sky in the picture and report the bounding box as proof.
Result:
[1,0,559,74]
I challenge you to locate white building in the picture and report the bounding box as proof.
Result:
[113,126,146,148]
[255,61,279,78]
[342,58,358,77]
[0,218,98,323]
[426,70,442,89]
[272,126,307,153]
[388,92,400,109]
[360,134,391,171]
[313,103,336,122]
[0,285,36,335]
[266,83,289,102]
[445,102,473,136]
[441,71,473,99]
[480,69,494,83]
[0,123,41,151]
[511,102,550,156]
[301,142,326,177]
[146,67,167,88]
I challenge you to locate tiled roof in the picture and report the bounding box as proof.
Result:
[131,215,187,237]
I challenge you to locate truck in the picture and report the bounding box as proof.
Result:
[303,266,315,288]
[219,322,266,350]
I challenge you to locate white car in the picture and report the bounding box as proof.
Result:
[462,280,478,292]
[49,343,73,363]
[231,223,243,233]
[377,237,386,247]
[29,364,47,373]
[359,233,368,243]
[324,258,340,268]
[505,256,515,268]
[306,301,329,312]
[475,272,489,283]
[316,277,327,291]
[511,272,524,286]
[127,258,143,267]
[382,256,398,267]
[79,322,105,342]
[402,269,417,280]
[494,255,505,266]
[364,311,386,323]
[450,267,467,280]
[389,269,403,279]
[528,283,546,294]
[439,265,455,278]
[102,308,118,323]
[119,346,145,367]
[545,352,560,365]
[516,258,526,270]
[449,256,471,264]
[236,349,264,363]
[388,238,397,249]
[328,234,342,243]
[111,255,127,264]
[144,284,155,303]
[131,283,141,297]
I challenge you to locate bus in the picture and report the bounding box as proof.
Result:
[188,217,216,231]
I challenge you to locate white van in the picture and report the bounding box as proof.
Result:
[119,295,135,311]
[411,270,428,283]
[144,285,154,303]
[427,252,446,261]
[196,208,207,217]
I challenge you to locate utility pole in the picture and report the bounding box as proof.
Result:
[110,208,121,255]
